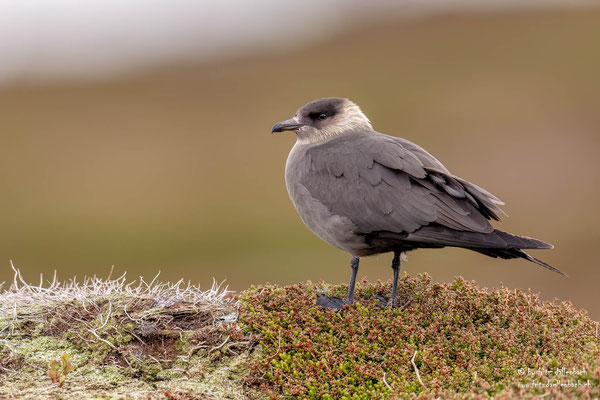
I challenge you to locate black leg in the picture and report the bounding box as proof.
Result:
[316,256,360,310]
[345,257,360,304]
[390,252,401,307]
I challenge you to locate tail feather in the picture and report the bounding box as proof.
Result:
[368,225,564,276]
[470,247,566,276]
[401,226,554,250]
[521,251,566,276]
[491,230,553,250]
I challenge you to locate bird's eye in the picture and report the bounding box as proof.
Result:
[318,113,327,120]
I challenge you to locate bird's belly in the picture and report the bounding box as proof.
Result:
[289,182,369,256]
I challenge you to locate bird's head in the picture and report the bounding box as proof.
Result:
[272,98,372,143]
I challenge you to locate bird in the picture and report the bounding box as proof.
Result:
[272,97,563,309]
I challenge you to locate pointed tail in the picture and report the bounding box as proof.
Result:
[377,226,566,276]
[470,247,566,276]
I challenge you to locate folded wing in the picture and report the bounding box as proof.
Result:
[301,131,506,236]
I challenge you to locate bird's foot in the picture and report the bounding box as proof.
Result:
[317,294,413,310]
[372,295,413,309]
[316,295,348,310]
[373,295,388,308]
[320,294,391,309]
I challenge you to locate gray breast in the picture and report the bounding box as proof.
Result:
[285,141,369,256]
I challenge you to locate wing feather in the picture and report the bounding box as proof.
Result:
[302,131,504,235]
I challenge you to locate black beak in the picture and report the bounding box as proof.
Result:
[272,118,305,133]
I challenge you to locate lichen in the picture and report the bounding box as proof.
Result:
[0,268,262,399]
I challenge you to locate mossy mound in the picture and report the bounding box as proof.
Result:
[240,274,600,399]
[0,269,262,399]
[1,270,598,399]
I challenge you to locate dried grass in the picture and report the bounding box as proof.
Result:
[0,263,259,400]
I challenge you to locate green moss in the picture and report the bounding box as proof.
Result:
[0,290,262,399]
[239,274,600,399]
[2,273,598,399]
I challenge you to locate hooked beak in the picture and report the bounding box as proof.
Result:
[272,118,305,133]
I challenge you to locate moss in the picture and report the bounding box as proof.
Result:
[1,316,262,398]
[239,274,600,399]
[1,272,598,399]
[0,272,261,399]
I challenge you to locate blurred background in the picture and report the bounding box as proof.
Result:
[1,1,599,317]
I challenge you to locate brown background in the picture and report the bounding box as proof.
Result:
[1,8,598,317]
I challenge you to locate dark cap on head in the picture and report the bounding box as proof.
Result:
[272,97,372,142]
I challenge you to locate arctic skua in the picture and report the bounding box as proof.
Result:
[272,97,563,309]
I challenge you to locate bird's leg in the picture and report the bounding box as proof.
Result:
[390,251,401,307]
[345,257,360,304]
[316,256,360,310]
